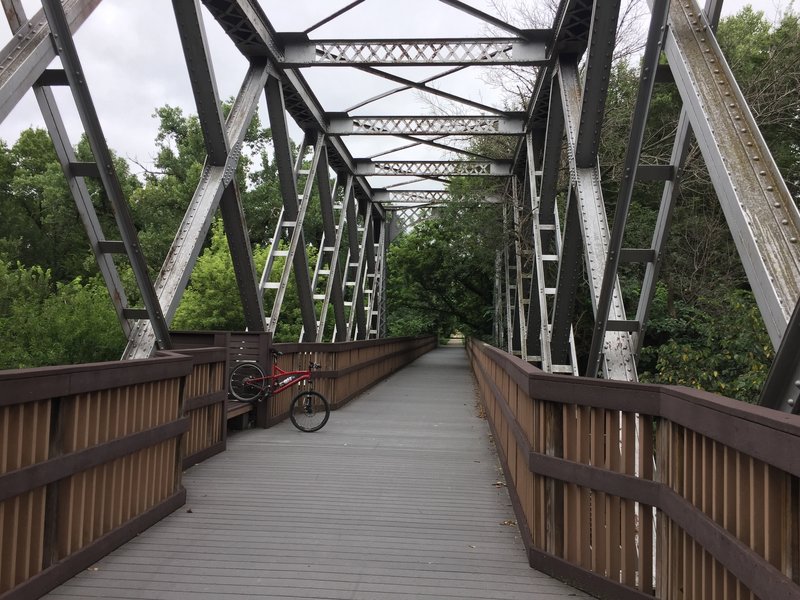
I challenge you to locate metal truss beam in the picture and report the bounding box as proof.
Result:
[317,175,352,342]
[503,205,521,356]
[328,114,525,136]
[355,160,512,177]
[635,0,720,357]
[584,0,668,377]
[389,207,434,236]
[305,1,366,35]
[125,1,268,358]
[279,34,549,66]
[437,0,538,39]
[346,64,467,113]
[200,0,377,207]
[0,0,100,123]
[759,298,800,414]
[354,65,509,116]
[511,177,531,361]
[559,59,637,381]
[366,223,387,337]
[550,186,583,366]
[494,251,505,348]
[312,146,348,342]
[660,0,800,348]
[337,193,366,342]
[375,190,504,208]
[347,207,373,340]
[263,78,319,340]
[41,0,172,356]
[525,134,551,372]
[2,0,132,340]
[574,0,620,167]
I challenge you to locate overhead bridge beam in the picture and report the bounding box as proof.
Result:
[328,114,526,136]
[355,160,512,177]
[278,33,550,66]
[374,190,504,206]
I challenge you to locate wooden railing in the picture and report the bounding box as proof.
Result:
[267,336,437,426]
[177,348,228,469]
[0,335,431,599]
[171,332,437,428]
[0,347,227,600]
[467,339,800,600]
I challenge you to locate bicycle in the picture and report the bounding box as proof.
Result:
[228,349,330,432]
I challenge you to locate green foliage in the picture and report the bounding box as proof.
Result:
[172,220,309,342]
[0,5,795,401]
[640,287,772,403]
[171,220,251,331]
[0,256,123,369]
[387,201,502,339]
[717,7,800,197]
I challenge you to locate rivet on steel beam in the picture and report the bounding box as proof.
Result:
[794,380,800,388]
[775,202,781,207]
[791,238,798,244]
[753,156,760,161]
[788,398,796,406]
[767,186,774,191]
[782,219,789,225]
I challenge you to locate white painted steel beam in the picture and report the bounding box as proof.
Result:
[559,60,637,381]
[661,0,800,348]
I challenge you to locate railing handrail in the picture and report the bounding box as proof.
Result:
[467,338,800,600]
[473,339,800,473]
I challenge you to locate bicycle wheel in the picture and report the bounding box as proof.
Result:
[229,362,266,402]
[289,390,330,432]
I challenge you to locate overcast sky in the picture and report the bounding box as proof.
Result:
[0,0,789,181]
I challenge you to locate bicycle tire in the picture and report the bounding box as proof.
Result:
[229,362,266,402]
[289,390,330,432]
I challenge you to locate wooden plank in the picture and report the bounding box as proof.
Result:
[44,348,590,600]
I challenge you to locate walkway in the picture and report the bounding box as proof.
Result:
[45,347,590,599]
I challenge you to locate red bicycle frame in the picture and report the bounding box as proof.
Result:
[266,362,314,396]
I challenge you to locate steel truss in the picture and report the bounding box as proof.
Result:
[2,0,798,413]
[280,35,549,66]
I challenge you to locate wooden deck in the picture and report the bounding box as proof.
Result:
[45,347,590,599]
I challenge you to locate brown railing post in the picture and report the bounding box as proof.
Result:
[255,332,272,429]
[545,400,564,558]
[466,338,800,600]
[41,397,63,571]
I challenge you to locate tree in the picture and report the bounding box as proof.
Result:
[172,219,312,342]
[387,200,503,339]
[0,255,124,368]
